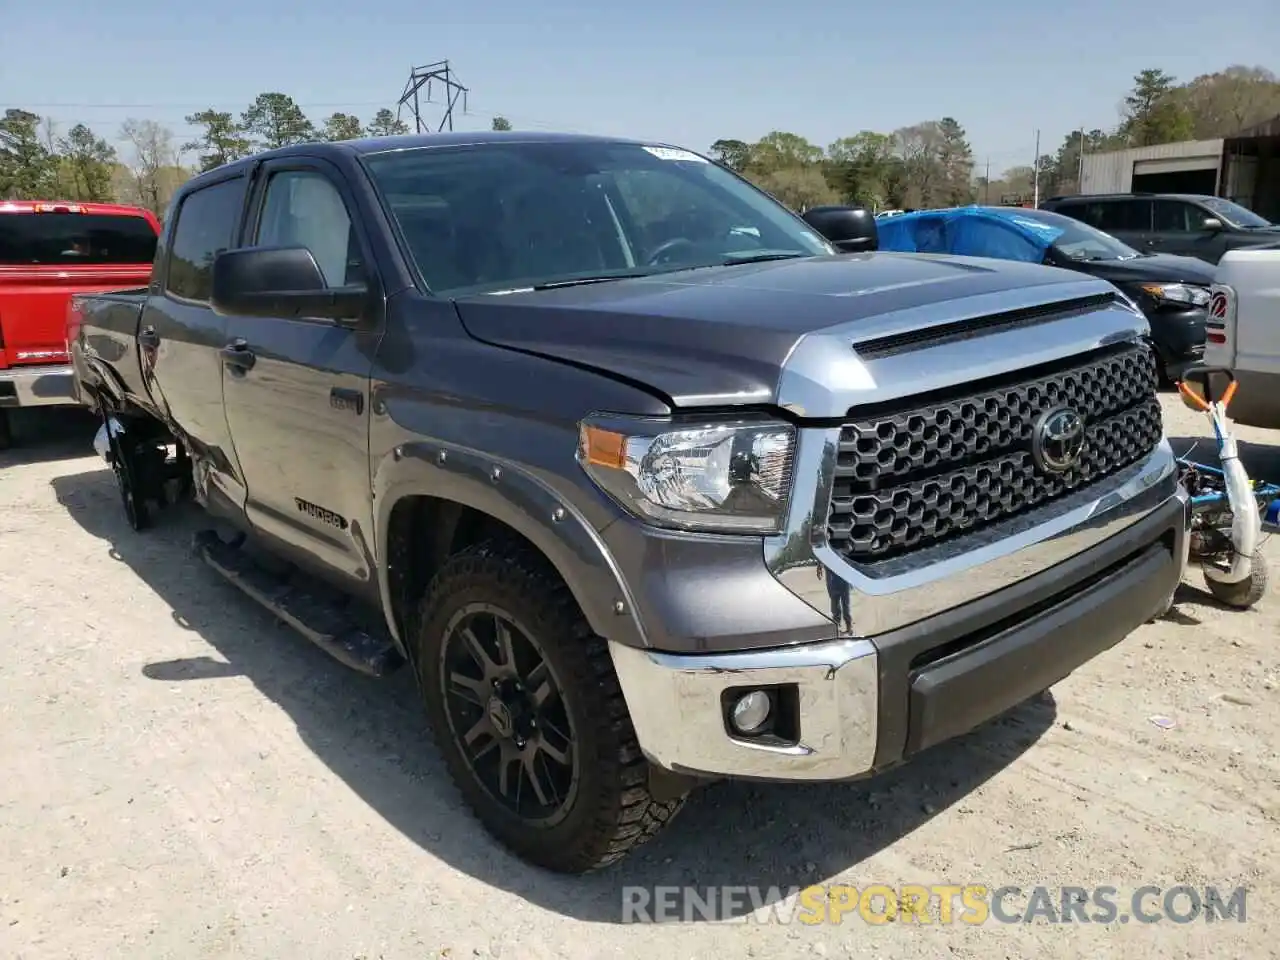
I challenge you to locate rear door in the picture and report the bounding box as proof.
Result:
[1085,198,1152,250]
[0,205,157,368]
[219,158,383,596]
[142,175,250,524]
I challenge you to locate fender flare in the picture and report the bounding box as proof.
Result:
[372,439,648,652]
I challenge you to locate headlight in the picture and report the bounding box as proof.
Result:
[1139,282,1211,307]
[577,417,796,533]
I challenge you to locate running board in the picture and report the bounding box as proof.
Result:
[194,529,405,678]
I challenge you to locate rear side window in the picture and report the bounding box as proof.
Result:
[0,212,157,265]
[1090,200,1150,232]
[165,178,246,302]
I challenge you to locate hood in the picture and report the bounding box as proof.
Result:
[452,253,1103,408]
[1068,252,1217,286]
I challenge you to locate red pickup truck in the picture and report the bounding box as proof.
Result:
[0,200,160,449]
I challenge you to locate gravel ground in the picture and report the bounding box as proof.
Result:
[1,396,1278,959]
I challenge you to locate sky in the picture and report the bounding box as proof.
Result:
[3,0,1278,175]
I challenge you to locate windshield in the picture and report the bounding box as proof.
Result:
[0,212,158,265]
[363,140,834,296]
[1200,197,1272,229]
[1046,216,1143,262]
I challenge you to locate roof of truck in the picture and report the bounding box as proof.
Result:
[0,200,156,218]
[185,131,682,190]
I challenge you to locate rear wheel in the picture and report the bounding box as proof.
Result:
[104,414,151,531]
[0,409,11,451]
[413,539,685,873]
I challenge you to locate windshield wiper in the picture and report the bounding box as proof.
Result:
[721,251,809,265]
[531,273,644,291]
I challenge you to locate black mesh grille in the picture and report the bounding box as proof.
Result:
[827,341,1162,563]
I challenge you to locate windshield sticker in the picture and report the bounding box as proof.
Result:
[643,146,708,163]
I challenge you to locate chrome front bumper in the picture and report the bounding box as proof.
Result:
[0,364,76,408]
[610,481,1190,782]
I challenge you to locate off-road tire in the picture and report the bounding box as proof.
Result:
[413,539,686,873]
[1205,548,1269,610]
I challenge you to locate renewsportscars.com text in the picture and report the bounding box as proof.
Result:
[620,884,1248,925]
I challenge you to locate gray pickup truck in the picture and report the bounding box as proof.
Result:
[69,131,1190,874]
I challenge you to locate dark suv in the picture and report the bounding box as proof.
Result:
[1040,193,1280,265]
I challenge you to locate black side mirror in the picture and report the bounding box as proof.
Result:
[210,246,368,322]
[801,206,878,253]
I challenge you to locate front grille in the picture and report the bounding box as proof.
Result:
[826,341,1163,563]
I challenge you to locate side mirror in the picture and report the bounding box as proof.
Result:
[1201,217,1224,232]
[801,205,878,253]
[210,246,368,322]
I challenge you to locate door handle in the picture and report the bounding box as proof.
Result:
[220,338,256,372]
[138,326,160,349]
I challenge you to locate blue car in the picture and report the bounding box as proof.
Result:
[875,205,1214,383]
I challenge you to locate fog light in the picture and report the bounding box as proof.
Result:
[731,690,772,734]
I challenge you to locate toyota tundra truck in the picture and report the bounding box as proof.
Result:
[68,132,1190,873]
[0,200,159,449]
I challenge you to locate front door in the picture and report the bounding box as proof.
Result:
[1150,199,1230,263]
[219,159,383,598]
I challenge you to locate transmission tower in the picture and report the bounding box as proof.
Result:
[396,60,469,133]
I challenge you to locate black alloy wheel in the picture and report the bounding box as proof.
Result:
[439,603,579,823]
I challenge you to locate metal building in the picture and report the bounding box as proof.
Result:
[1078,116,1280,219]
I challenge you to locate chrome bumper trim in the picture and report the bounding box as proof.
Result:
[0,364,76,407]
[608,637,879,780]
[766,430,1180,637]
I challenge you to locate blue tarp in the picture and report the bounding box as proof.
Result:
[875,206,1067,264]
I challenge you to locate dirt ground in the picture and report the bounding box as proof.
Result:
[1,396,1278,960]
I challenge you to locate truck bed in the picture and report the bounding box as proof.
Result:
[67,288,159,419]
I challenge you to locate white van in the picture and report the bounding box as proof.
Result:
[1205,248,1280,428]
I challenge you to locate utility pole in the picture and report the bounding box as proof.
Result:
[1077,127,1086,192]
[397,60,469,134]
[1032,129,1041,207]
[984,157,990,204]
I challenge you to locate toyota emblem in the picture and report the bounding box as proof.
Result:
[1032,407,1086,473]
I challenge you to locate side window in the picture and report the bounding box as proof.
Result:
[1153,200,1195,232]
[255,170,362,287]
[165,178,245,302]
[1091,200,1150,232]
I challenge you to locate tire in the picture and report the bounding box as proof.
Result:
[104,415,150,532]
[413,539,685,873]
[0,409,11,451]
[1205,549,1268,610]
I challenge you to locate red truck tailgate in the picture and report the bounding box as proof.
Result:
[0,203,158,369]
[0,265,151,366]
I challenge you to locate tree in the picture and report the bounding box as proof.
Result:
[751,167,839,212]
[366,108,409,138]
[892,122,944,208]
[0,109,58,199]
[1178,66,1280,139]
[708,138,751,172]
[320,112,364,142]
[491,115,513,131]
[241,92,315,150]
[58,124,116,201]
[826,132,897,207]
[1120,68,1193,147]
[119,118,183,216]
[748,131,825,174]
[183,110,252,172]
[935,118,975,205]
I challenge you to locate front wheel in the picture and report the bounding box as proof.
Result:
[413,540,685,873]
[1205,549,1269,610]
